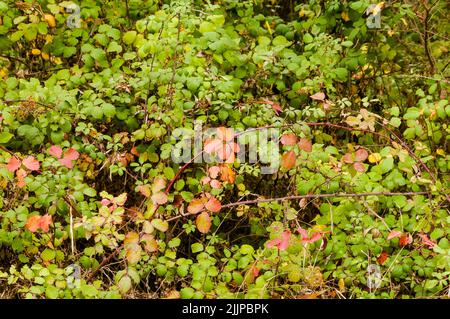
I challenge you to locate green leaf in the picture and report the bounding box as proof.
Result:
[0,132,13,143]
[41,249,56,262]
[81,284,98,297]
[122,31,137,45]
[45,286,59,299]
[191,243,204,253]
[83,188,97,197]
[118,275,132,294]
[151,219,168,232]
[180,287,194,299]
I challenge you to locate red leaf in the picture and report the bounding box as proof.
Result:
[310,92,326,101]
[297,226,308,239]
[418,233,436,249]
[355,148,368,162]
[22,156,40,171]
[7,157,21,172]
[281,150,296,169]
[377,252,389,265]
[267,230,291,251]
[342,153,354,164]
[387,230,402,240]
[205,196,221,213]
[278,231,291,250]
[280,133,297,146]
[217,127,234,142]
[48,145,63,159]
[298,138,312,152]
[204,138,222,154]
[210,179,222,189]
[353,162,366,172]
[63,148,80,161]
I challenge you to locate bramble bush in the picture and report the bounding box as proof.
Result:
[0,0,449,299]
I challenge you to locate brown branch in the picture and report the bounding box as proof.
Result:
[167,191,431,222]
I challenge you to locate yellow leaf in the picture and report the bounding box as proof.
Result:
[41,52,50,60]
[338,278,346,292]
[436,149,445,156]
[44,14,56,28]
[368,153,381,163]
[31,48,41,55]
[196,212,212,234]
[341,11,350,22]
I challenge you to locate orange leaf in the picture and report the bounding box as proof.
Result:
[38,214,52,232]
[205,196,221,213]
[217,127,234,142]
[220,165,235,184]
[16,168,27,188]
[281,150,296,169]
[22,156,40,171]
[298,138,312,152]
[196,212,212,234]
[141,234,158,253]
[63,148,80,161]
[25,215,41,232]
[280,133,297,146]
[7,157,21,172]
[187,198,207,214]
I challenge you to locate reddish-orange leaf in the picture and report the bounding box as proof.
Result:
[353,162,366,172]
[377,251,389,265]
[130,146,140,156]
[280,133,297,146]
[187,198,207,214]
[7,157,21,172]
[310,92,326,101]
[22,156,40,171]
[205,196,221,213]
[63,148,80,161]
[217,127,234,142]
[281,150,296,169]
[48,145,63,159]
[298,138,312,152]
[38,214,52,232]
[399,234,412,247]
[342,153,354,164]
[196,211,212,234]
[355,148,369,162]
[25,215,41,232]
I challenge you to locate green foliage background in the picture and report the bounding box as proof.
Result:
[0,0,449,299]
